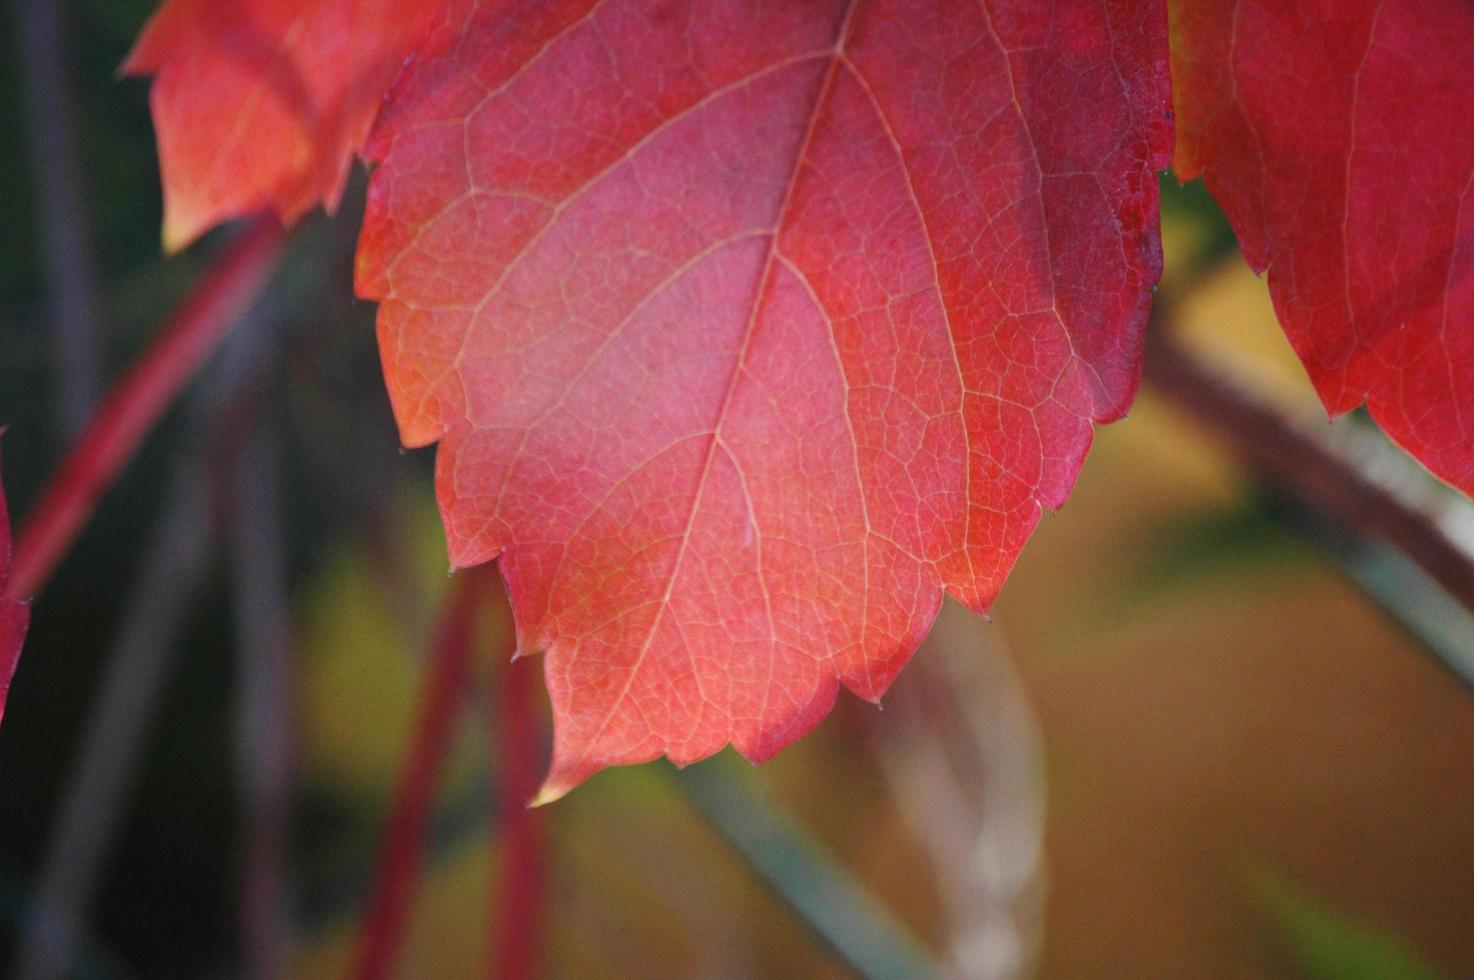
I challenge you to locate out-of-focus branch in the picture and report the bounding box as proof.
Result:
[227,426,296,978]
[354,566,491,980]
[876,600,1046,980]
[7,214,286,602]
[1143,321,1474,688]
[12,325,278,980]
[13,456,214,980]
[1143,324,1474,616]
[674,758,942,980]
[12,0,106,435]
[492,651,545,979]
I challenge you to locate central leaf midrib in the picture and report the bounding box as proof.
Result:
[565,0,861,768]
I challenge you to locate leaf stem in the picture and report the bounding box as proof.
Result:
[493,651,545,979]
[354,567,488,980]
[5,213,286,602]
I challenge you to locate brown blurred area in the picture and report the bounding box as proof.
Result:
[1007,382,1474,977]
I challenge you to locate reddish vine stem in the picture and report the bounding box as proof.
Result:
[493,651,546,979]
[1142,324,1474,614]
[5,213,286,602]
[354,567,489,980]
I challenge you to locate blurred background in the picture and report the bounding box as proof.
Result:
[3,2,1474,977]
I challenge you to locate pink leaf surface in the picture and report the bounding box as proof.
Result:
[357,0,1171,799]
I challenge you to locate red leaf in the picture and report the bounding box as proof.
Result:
[357,0,1170,799]
[124,0,434,251]
[1171,0,1474,492]
[1,436,30,727]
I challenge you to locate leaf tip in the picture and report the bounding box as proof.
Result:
[161,207,208,255]
[533,749,598,805]
[529,779,573,808]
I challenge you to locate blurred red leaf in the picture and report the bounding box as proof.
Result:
[1171,0,1474,492]
[1,437,31,726]
[355,0,1170,798]
[124,0,433,250]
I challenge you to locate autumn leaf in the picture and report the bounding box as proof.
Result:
[0,436,30,727]
[1170,0,1474,493]
[124,0,435,251]
[356,0,1171,799]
